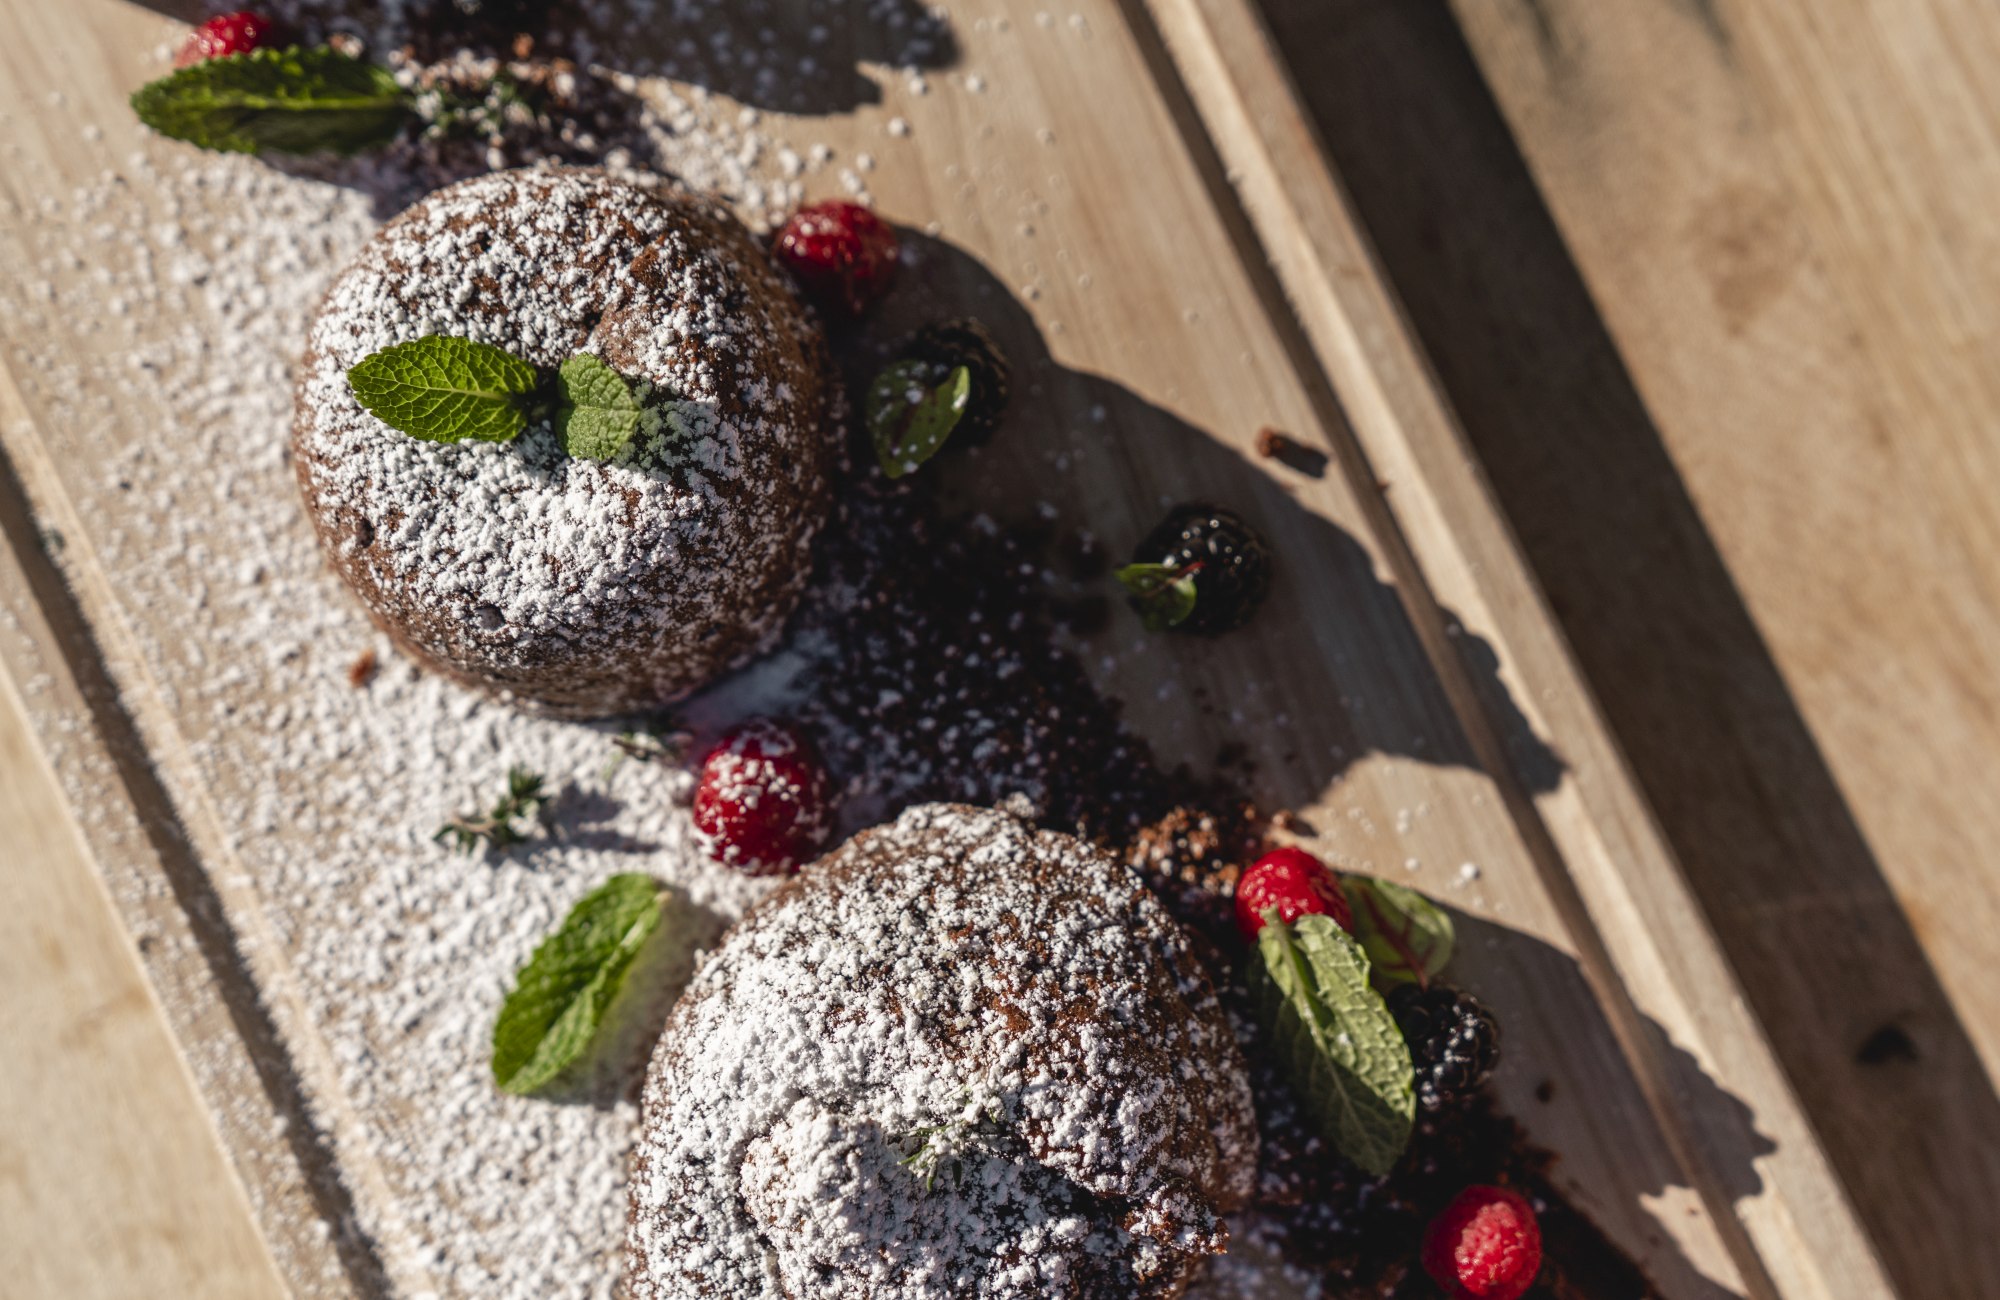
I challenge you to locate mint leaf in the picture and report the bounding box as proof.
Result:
[1252,911,1415,1175]
[348,336,539,444]
[557,354,643,461]
[1341,876,1455,987]
[131,46,412,156]
[1115,561,1200,631]
[868,360,970,478]
[492,874,666,1096]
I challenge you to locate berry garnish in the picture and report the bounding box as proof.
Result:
[175,11,277,67]
[1117,503,1272,634]
[692,719,834,875]
[1234,846,1353,941]
[1389,983,1501,1112]
[773,200,899,315]
[1421,1185,1543,1300]
[899,318,1011,445]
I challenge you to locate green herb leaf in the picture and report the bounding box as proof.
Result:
[556,353,644,461]
[1115,561,1200,631]
[131,46,413,156]
[1341,876,1455,987]
[348,336,539,445]
[492,874,666,1096]
[1251,911,1415,1175]
[435,765,549,854]
[868,360,971,478]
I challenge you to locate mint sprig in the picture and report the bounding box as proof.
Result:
[1115,561,1201,631]
[349,336,541,445]
[557,354,643,462]
[1342,876,1455,988]
[868,360,971,478]
[492,874,666,1096]
[1251,911,1415,1176]
[131,46,413,156]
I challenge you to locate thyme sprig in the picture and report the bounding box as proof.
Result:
[436,766,550,854]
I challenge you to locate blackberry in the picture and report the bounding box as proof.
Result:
[900,317,1011,445]
[1389,983,1501,1112]
[1120,504,1272,634]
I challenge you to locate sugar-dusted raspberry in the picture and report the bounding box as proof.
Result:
[1233,846,1353,941]
[692,719,834,875]
[176,11,277,67]
[1421,1184,1543,1300]
[772,200,899,315]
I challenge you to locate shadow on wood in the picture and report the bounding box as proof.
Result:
[1253,1,2000,1293]
[124,0,959,115]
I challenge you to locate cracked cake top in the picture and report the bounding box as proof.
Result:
[626,801,1259,1299]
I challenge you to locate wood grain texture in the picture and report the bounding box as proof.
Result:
[1138,2,1891,1297]
[0,651,286,1297]
[1247,0,2000,1295]
[0,0,1882,1295]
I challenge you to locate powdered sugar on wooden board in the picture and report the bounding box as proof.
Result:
[0,46,1319,1300]
[0,60,880,1297]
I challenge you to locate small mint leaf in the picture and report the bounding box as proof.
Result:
[348,336,539,444]
[492,874,666,1096]
[868,360,970,478]
[1115,561,1200,631]
[556,353,644,461]
[1341,876,1455,987]
[1252,911,1415,1175]
[131,46,413,156]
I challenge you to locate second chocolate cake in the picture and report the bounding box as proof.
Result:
[626,801,1259,1299]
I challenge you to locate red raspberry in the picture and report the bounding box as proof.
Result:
[176,12,277,67]
[1421,1185,1543,1300]
[692,720,833,875]
[1233,846,1353,941]
[772,200,899,315]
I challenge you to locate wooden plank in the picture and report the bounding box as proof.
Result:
[0,635,286,1299]
[0,377,377,1294]
[1135,3,1896,1298]
[1237,0,2000,1294]
[0,0,1844,1294]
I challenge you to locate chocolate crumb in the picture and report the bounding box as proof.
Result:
[1254,425,1328,478]
[1536,1078,1557,1103]
[348,649,379,689]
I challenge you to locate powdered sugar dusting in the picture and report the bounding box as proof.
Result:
[294,167,835,716]
[627,802,1257,1298]
[0,76,856,1299]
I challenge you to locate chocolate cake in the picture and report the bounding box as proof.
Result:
[625,801,1258,1299]
[293,166,837,717]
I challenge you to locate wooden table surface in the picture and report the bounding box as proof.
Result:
[3,0,1996,1295]
[1253,1,2000,1296]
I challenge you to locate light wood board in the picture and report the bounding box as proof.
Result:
[1237,1,2000,1295]
[0,0,1889,1295]
[0,633,287,1298]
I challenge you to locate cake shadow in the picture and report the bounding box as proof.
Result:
[813,231,1761,1296]
[863,229,1565,809]
[1454,911,1772,1300]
